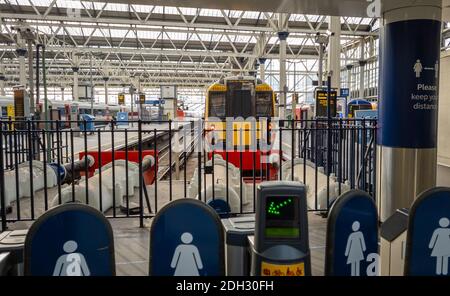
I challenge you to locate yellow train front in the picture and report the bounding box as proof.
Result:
[205,76,275,149]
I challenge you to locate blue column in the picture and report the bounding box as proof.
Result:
[378,3,442,221]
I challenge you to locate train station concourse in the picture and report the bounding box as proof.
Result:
[0,0,450,286]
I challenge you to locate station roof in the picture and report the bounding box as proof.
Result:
[0,0,377,88]
[0,0,448,91]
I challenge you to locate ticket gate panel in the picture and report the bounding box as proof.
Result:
[250,181,311,276]
[24,203,115,276]
[405,187,450,276]
[150,199,225,276]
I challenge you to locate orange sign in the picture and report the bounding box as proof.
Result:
[261,261,305,276]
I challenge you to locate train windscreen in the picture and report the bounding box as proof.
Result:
[230,90,252,118]
[208,92,226,118]
[256,92,273,117]
[348,104,372,118]
[226,80,255,118]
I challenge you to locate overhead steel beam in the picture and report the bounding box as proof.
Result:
[89,0,447,18]
[0,12,376,36]
[90,0,369,17]
[0,61,319,75]
[0,45,320,60]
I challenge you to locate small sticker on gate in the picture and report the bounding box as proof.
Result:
[261,261,305,276]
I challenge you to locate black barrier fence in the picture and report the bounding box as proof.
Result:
[0,118,377,230]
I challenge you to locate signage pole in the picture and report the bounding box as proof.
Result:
[130,87,135,127]
[42,45,51,162]
[327,76,332,179]
[90,53,94,116]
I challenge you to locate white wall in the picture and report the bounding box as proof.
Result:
[437,51,450,185]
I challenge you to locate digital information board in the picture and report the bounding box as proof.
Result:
[13,88,25,118]
[315,89,337,118]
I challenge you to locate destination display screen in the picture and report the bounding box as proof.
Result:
[265,196,300,239]
[315,90,337,117]
[14,89,25,118]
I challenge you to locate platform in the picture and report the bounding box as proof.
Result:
[65,120,197,158]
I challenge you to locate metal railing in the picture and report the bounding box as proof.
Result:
[0,118,377,230]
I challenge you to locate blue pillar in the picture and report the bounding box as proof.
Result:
[378,2,442,221]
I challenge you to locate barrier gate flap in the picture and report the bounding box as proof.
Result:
[150,199,225,276]
[24,203,115,276]
[325,190,379,276]
[405,187,450,276]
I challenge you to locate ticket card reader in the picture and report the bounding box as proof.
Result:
[250,181,311,276]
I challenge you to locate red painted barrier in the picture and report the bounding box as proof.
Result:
[207,150,279,180]
[176,109,185,118]
[79,150,158,185]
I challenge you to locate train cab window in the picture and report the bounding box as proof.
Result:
[226,81,255,118]
[208,92,226,118]
[1,106,7,117]
[256,92,273,117]
[229,89,253,118]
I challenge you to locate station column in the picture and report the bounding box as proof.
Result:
[0,64,5,96]
[258,58,266,82]
[16,47,27,86]
[327,16,341,91]
[359,39,366,100]
[346,64,353,90]
[378,1,442,221]
[278,31,289,120]
[72,66,79,101]
[103,76,109,105]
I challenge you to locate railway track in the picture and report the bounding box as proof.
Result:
[157,129,200,181]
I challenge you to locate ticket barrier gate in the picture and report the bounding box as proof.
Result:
[249,181,311,276]
[24,203,115,276]
[0,230,28,275]
[404,188,450,276]
[325,190,379,276]
[150,199,225,276]
[380,209,409,276]
[0,203,115,276]
[221,215,255,276]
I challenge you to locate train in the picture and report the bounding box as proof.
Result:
[204,76,279,179]
[0,96,129,122]
[346,99,374,118]
[294,104,314,121]
[204,76,276,148]
[48,100,129,122]
[293,99,376,120]
[0,96,14,117]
